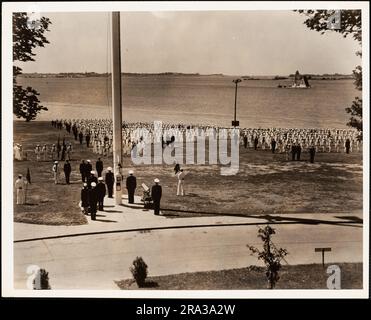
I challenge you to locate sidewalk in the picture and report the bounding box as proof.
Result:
[14,194,363,242]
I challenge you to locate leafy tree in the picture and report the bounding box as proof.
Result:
[296,10,362,136]
[13,12,51,121]
[247,226,288,289]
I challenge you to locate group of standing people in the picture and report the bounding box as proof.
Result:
[52,160,72,184]
[80,176,106,220]
[34,142,73,162]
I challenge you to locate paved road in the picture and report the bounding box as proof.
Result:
[14,220,362,290]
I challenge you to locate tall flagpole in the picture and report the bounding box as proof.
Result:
[111,12,123,205]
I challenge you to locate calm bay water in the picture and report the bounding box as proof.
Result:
[17,75,358,128]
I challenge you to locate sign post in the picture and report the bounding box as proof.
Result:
[315,247,332,267]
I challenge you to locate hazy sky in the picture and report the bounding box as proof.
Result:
[18,11,361,75]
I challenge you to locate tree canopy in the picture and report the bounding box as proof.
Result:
[13,12,51,121]
[296,10,362,135]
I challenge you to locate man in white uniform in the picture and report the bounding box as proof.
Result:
[52,161,59,184]
[176,169,187,196]
[15,174,27,204]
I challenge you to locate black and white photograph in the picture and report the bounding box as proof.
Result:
[1,1,369,299]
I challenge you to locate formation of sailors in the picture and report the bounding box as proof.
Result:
[241,128,362,154]
[33,141,73,161]
[54,119,361,157]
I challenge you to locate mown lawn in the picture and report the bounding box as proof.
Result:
[13,121,363,225]
[116,263,362,290]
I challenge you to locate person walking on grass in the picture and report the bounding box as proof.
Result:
[63,160,72,184]
[345,138,351,154]
[309,145,316,163]
[15,174,27,205]
[151,178,162,215]
[271,138,276,154]
[35,144,41,161]
[96,157,104,177]
[52,161,59,184]
[50,144,56,161]
[78,131,83,145]
[42,144,48,161]
[79,159,87,182]
[85,160,93,182]
[296,143,302,161]
[176,169,186,196]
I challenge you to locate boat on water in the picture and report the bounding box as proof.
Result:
[278,70,311,89]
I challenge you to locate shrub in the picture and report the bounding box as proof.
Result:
[247,225,288,289]
[33,268,51,290]
[130,256,148,287]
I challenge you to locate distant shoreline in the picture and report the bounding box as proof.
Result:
[18,72,353,80]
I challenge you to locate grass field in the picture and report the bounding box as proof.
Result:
[116,263,362,290]
[13,121,363,225]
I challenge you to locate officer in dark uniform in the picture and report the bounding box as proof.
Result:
[96,158,104,177]
[297,143,302,161]
[79,159,86,182]
[105,167,114,198]
[87,170,98,188]
[309,145,316,163]
[271,138,277,154]
[86,132,91,148]
[291,143,297,161]
[151,178,162,215]
[89,182,98,220]
[78,131,83,145]
[243,135,248,149]
[126,170,137,204]
[345,138,351,154]
[254,137,259,150]
[63,160,72,184]
[96,177,106,211]
[81,183,89,215]
[174,163,180,175]
[85,160,93,181]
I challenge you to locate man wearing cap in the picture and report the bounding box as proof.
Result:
[80,183,89,215]
[151,178,162,215]
[63,160,72,184]
[42,144,48,161]
[87,170,98,188]
[105,167,114,198]
[96,177,106,211]
[15,174,27,205]
[52,161,59,184]
[176,169,187,196]
[79,159,87,182]
[126,170,137,204]
[50,144,57,161]
[85,160,93,181]
[89,182,98,220]
[66,143,73,161]
[96,157,104,177]
[35,144,41,161]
